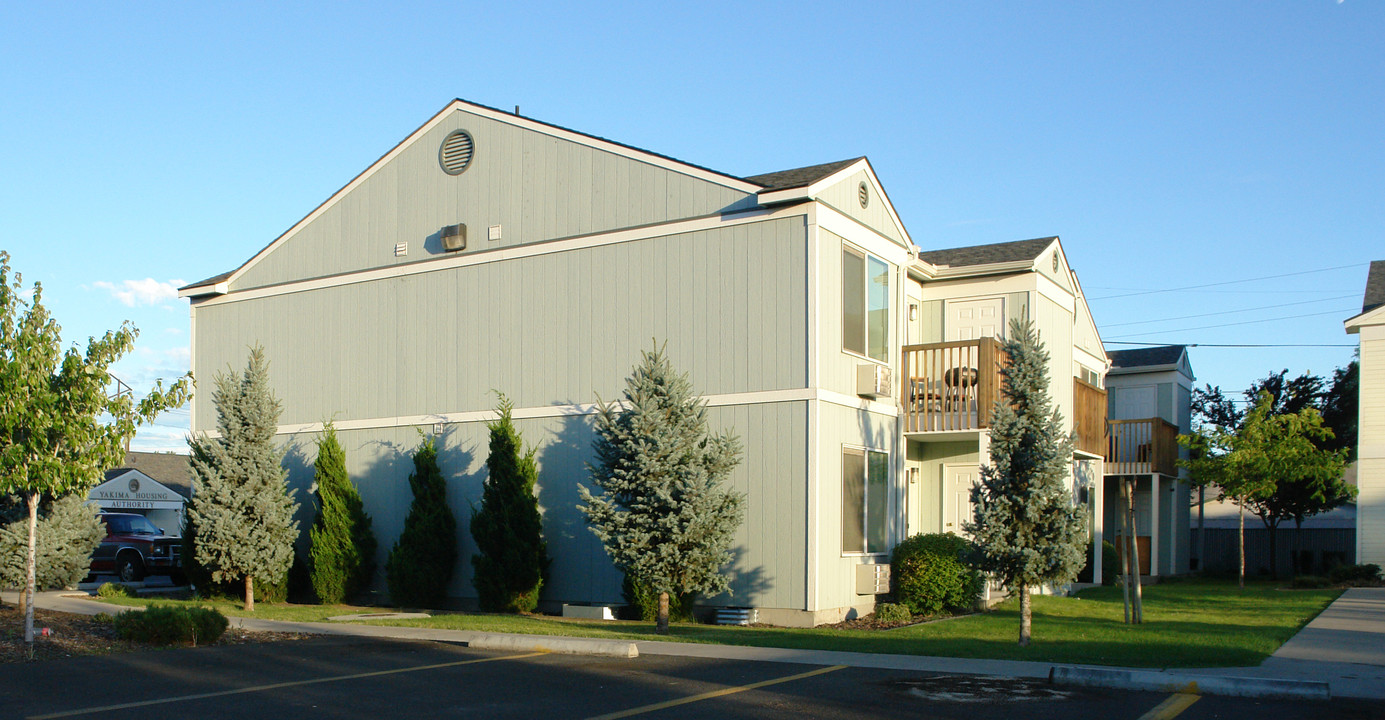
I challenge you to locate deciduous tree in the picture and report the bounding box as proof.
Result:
[0,251,189,643]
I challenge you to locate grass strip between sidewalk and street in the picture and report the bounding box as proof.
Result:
[91,579,1340,668]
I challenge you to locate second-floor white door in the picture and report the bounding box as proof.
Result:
[946,297,1004,341]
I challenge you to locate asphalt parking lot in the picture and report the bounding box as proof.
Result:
[1,637,1381,720]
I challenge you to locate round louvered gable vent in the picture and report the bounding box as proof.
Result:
[439,130,475,175]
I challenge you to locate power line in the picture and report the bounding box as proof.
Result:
[1102,295,1357,328]
[1103,308,1355,338]
[1089,263,1365,301]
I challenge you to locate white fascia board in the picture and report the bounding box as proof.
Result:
[190,203,811,309]
[928,260,1036,280]
[1346,305,1385,334]
[757,159,914,249]
[1069,269,1109,366]
[1036,273,1076,312]
[1074,345,1108,373]
[219,100,761,294]
[816,202,914,266]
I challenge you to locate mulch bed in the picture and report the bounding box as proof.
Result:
[0,602,314,663]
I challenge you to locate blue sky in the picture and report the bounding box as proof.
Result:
[2,2,1380,452]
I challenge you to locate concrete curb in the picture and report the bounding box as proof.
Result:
[465,633,639,658]
[1048,666,1331,701]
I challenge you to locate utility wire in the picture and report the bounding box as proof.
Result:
[1089,263,1365,300]
[1102,294,1357,328]
[1103,341,1357,348]
[1103,308,1355,338]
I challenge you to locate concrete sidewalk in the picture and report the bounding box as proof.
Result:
[14,586,1385,700]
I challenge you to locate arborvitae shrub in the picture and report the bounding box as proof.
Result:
[114,605,228,645]
[890,532,983,615]
[386,437,457,608]
[470,395,549,613]
[874,602,912,625]
[309,423,377,604]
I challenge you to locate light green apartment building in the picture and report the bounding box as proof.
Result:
[182,99,1120,625]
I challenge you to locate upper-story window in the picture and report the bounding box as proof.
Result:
[843,246,890,362]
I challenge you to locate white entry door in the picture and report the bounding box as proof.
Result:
[944,464,978,536]
[946,298,1004,341]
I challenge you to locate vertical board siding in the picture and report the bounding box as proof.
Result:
[1359,335,1385,566]
[232,109,757,291]
[815,402,901,613]
[194,217,809,431]
[273,403,807,608]
[816,170,906,246]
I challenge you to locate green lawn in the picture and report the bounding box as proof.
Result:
[92,579,1340,668]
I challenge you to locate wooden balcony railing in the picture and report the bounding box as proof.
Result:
[1072,378,1108,456]
[900,338,1006,433]
[1106,418,1179,476]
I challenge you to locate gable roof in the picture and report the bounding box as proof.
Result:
[1364,260,1385,314]
[1107,345,1186,370]
[743,158,863,193]
[105,451,192,499]
[917,237,1056,268]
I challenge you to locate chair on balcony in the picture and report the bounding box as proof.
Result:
[908,378,944,413]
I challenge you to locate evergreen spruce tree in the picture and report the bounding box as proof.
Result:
[470,394,549,613]
[0,494,103,591]
[187,346,300,612]
[965,319,1087,646]
[386,436,457,608]
[578,344,745,634]
[309,422,377,604]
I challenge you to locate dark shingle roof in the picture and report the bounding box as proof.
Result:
[105,451,192,499]
[1363,260,1385,314]
[742,158,863,193]
[1108,346,1186,370]
[179,271,233,292]
[917,237,1056,268]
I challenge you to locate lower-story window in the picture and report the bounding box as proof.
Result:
[843,446,888,554]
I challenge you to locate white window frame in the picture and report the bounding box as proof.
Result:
[842,243,891,364]
[841,443,891,557]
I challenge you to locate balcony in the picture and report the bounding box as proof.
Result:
[900,338,1005,433]
[1072,378,1107,457]
[1106,418,1179,476]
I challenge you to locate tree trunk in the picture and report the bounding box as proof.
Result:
[1018,583,1031,646]
[1197,485,1206,573]
[656,591,669,635]
[244,575,255,612]
[1127,479,1143,624]
[1237,501,1245,589]
[1294,519,1306,575]
[24,492,38,645]
[1120,479,1131,624]
[1267,522,1279,581]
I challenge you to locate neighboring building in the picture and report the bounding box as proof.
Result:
[90,451,192,534]
[904,237,1110,585]
[1345,260,1385,569]
[180,99,1108,624]
[1103,346,1194,577]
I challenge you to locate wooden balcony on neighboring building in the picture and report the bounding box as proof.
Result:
[900,338,1006,433]
[1072,377,1108,457]
[1106,418,1179,476]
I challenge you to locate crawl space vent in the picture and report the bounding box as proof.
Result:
[439,130,475,175]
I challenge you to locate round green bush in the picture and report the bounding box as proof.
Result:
[890,532,983,615]
[1328,563,1382,586]
[873,602,912,625]
[113,605,228,646]
[96,582,133,598]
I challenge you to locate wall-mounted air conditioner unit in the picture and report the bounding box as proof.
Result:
[441,224,467,252]
[856,563,890,595]
[856,363,892,399]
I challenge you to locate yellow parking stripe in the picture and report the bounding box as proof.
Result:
[585,664,848,720]
[1136,690,1201,720]
[28,651,547,719]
